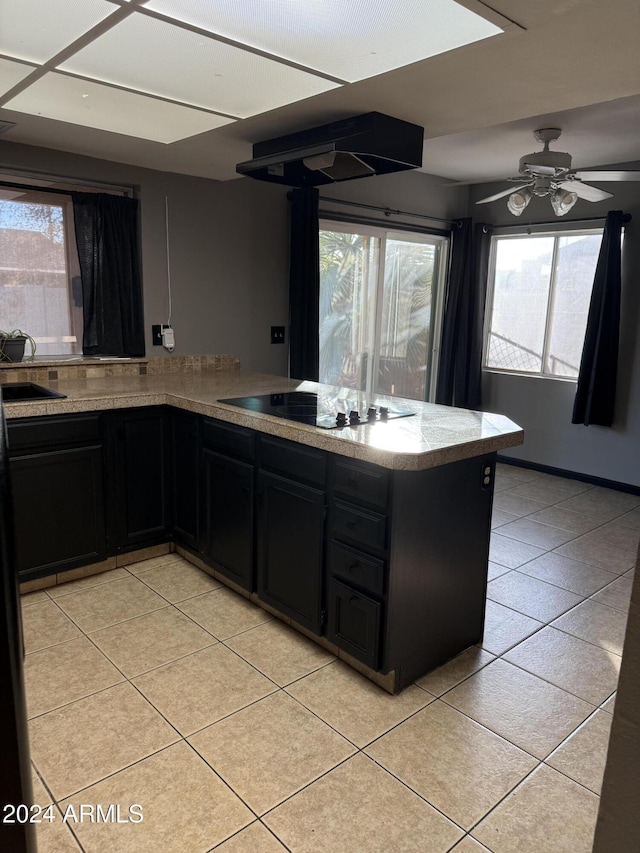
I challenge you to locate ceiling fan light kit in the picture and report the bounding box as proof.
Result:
[506,186,532,216]
[476,128,640,217]
[550,187,578,216]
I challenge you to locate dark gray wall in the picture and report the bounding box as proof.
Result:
[471,171,640,487]
[0,140,292,374]
[0,141,467,376]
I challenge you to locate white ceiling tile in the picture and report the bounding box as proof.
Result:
[59,13,340,118]
[4,72,235,143]
[0,57,37,98]
[0,0,119,64]
[144,0,502,82]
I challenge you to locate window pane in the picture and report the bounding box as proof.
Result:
[375,236,436,399]
[486,237,554,373]
[0,197,81,355]
[545,233,603,377]
[319,230,379,390]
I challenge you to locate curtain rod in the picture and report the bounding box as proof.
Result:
[0,178,131,197]
[318,195,458,226]
[494,212,632,229]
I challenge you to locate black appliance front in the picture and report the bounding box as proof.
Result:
[219,391,415,430]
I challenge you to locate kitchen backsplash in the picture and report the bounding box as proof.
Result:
[0,354,240,384]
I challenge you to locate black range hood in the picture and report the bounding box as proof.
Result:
[236,112,424,187]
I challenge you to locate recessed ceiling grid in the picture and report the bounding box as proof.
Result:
[0,0,503,144]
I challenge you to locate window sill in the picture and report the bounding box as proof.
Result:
[482,368,577,384]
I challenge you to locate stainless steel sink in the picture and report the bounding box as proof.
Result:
[1,382,67,402]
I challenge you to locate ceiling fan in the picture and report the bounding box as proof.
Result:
[475,128,640,216]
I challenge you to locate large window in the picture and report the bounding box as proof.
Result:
[0,175,139,359]
[484,229,603,379]
[319,221,448,401]
[0,187,83,356]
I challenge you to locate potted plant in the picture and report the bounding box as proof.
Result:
[0,330,37,363]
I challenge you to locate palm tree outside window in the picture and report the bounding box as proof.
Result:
[319,220,449,401]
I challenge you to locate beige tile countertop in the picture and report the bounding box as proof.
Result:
[1,370,523,471]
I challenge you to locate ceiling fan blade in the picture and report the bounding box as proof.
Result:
[522,163,557,176]
[557,181,613,202]
[571,170,640,182]
[476,184,531,204]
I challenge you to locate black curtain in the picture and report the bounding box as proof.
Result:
[72,192,145,357]
[288,187,320,381]
[572,210,625,426]
[436,218,492,408]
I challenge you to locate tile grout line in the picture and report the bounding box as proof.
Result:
[23,468,635,851]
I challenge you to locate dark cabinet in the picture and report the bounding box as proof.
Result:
[257,470,325,633]
[201,418,255,590]
[7,402,496,692]
[256,436,326,634]
[109,407,171,552]
[327,457,388,668]
[327,577,381,669]
[203,449,254,589]
[7,414,107,581]
[171,409,200,550]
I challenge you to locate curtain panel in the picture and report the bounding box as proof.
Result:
[72,192,145,357]
[572,210,625,427]
[288,187,320,381]
[436,218,492,409]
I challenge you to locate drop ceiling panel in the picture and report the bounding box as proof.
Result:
[145,0,502,82]
[59,13,340,118]
[4,73,235,143]
[0,0,118,64]
[0,57,37,97]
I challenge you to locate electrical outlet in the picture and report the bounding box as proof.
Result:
[271,326,285,344]
[152,325,163,346]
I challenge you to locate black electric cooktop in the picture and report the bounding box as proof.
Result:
[218,391,415,430]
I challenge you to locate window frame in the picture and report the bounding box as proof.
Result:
[318,217,449,401]
[0,171,133,358]
[482,226,604,382]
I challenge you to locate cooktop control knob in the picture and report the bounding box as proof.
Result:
[349,410,360,423]
[367,407,377,422]
[379,406,389,420]
[336,412,347,427]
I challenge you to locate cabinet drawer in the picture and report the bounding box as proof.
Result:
[7,413,101,453]
[328,540,384,597]
[202,417,255,461]
[259,435,325,486]
[331,500,387,552]
[331,458,388,509]
[327,578,381,670]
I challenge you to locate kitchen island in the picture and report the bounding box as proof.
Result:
[3,368,523,691]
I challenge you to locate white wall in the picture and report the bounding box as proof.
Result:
[472,169,640,488]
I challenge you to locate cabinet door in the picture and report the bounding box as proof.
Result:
[326,578,381,669]
[11,446,106,579]
[257,471,325,634]
[202,449,254,590]
[112,408,170,550]
[171,410,200,550]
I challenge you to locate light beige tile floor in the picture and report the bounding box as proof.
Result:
[21,471,639,852]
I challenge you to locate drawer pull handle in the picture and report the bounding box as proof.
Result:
[347,477,357,487]
[347,520,357,529]
[348,562,359,572]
